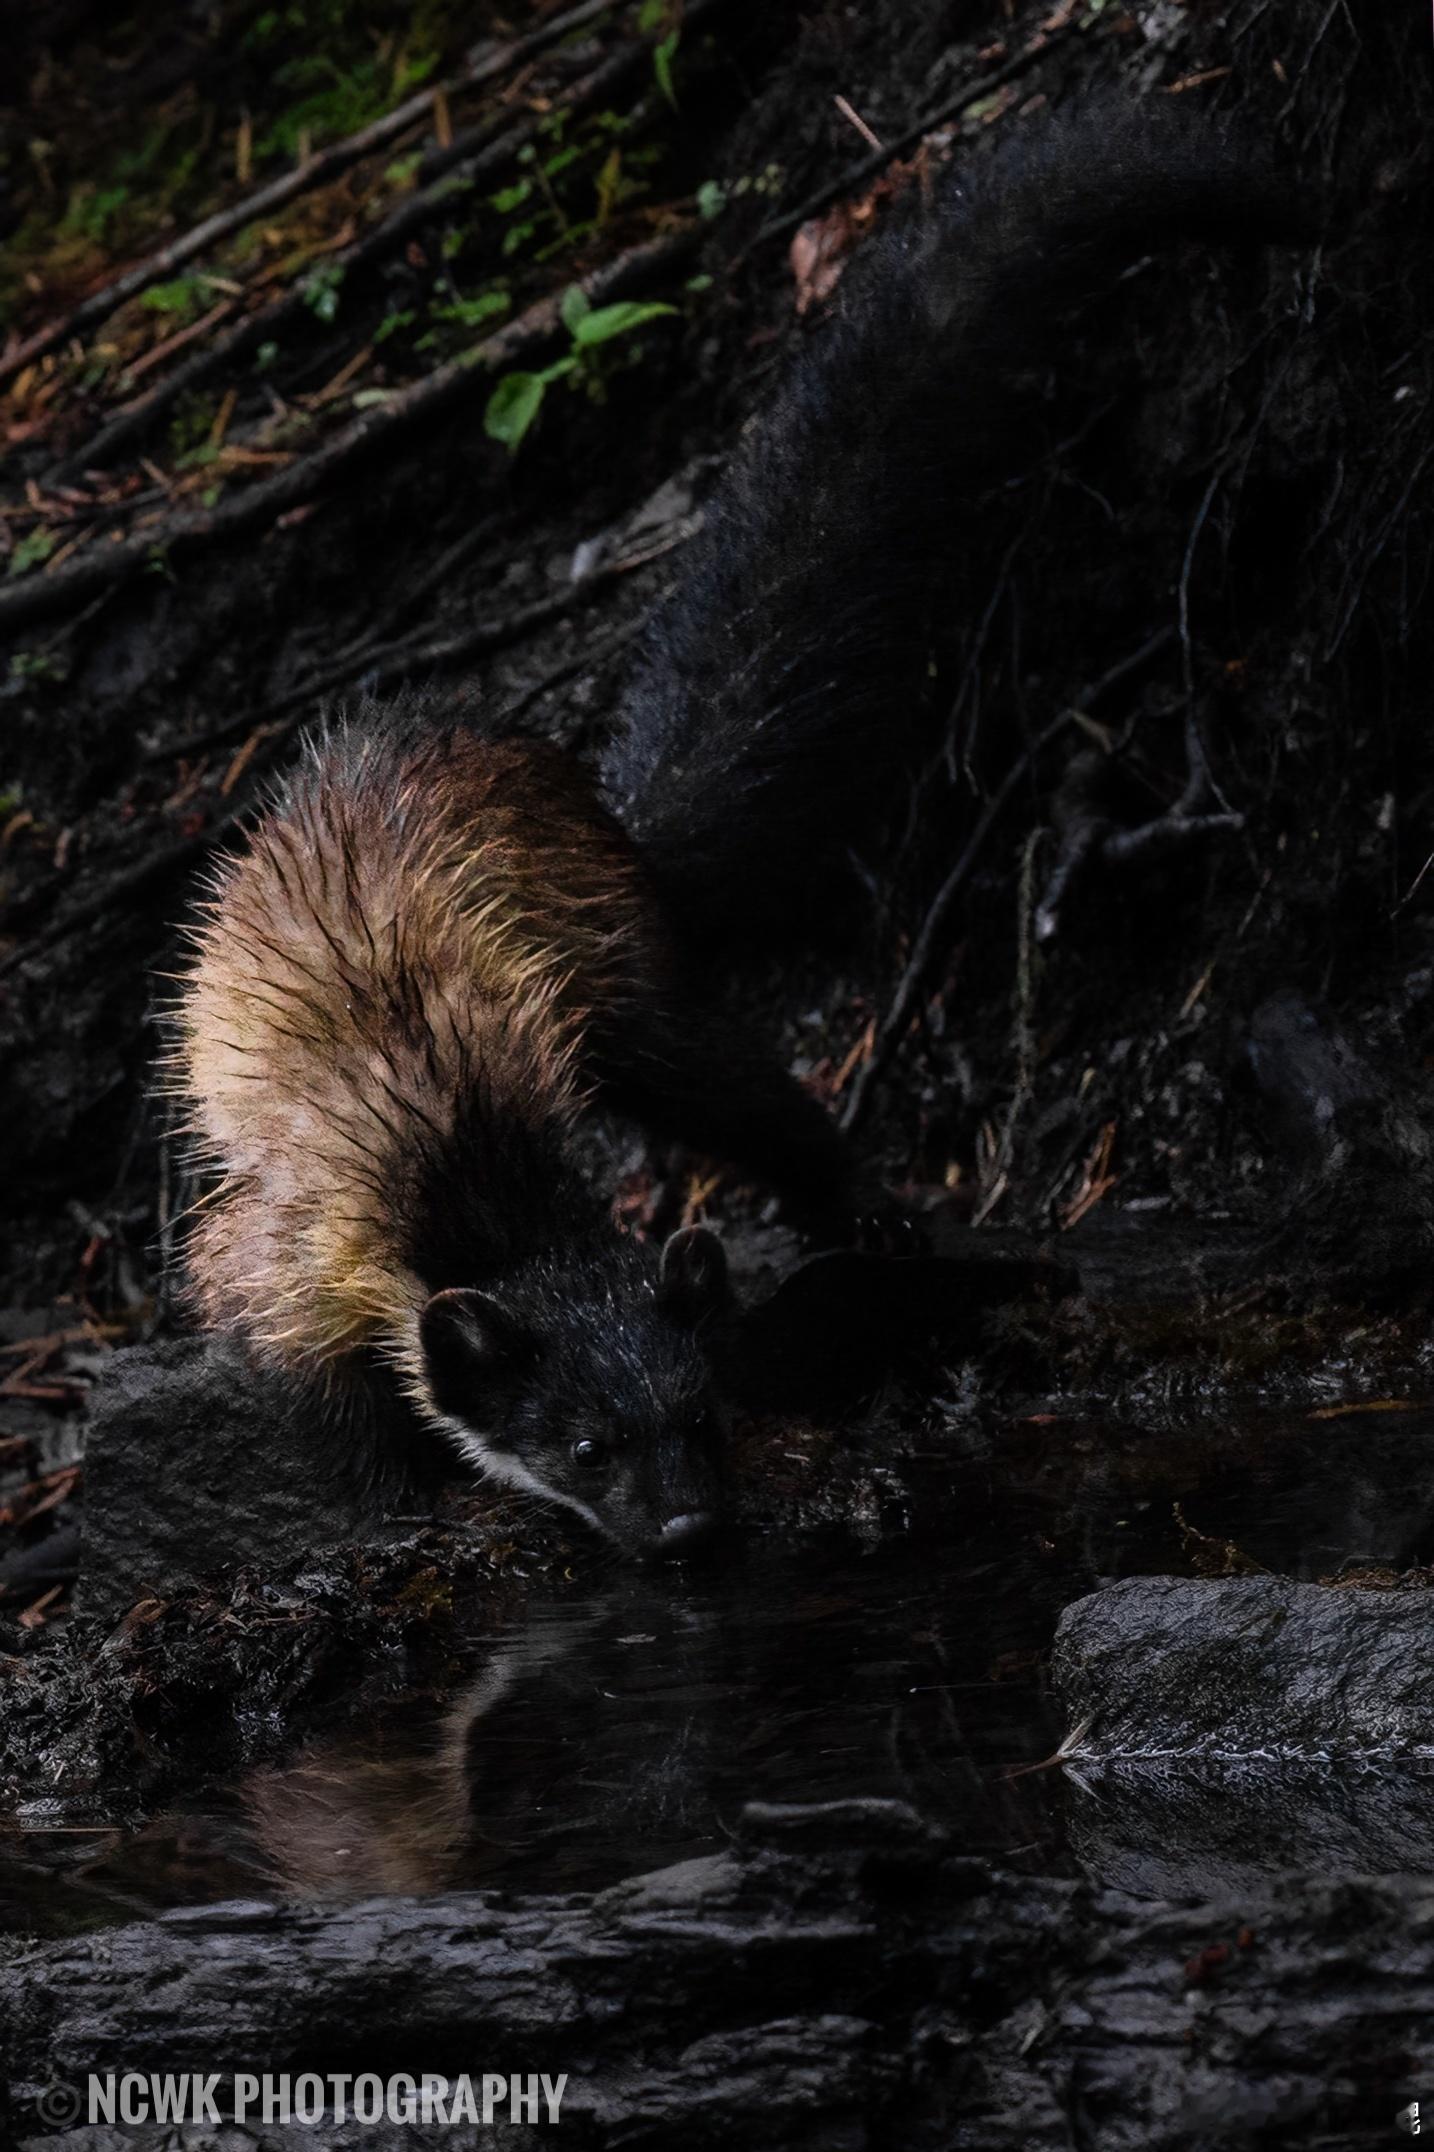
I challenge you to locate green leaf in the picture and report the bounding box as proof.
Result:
[483,371,547,451]
[9,652,58,683]
[490,179,532,215]
[141,275,208,320]
[536,355,578,387]
[560,284,592,336]
[653,29,680,111]
[431,290,510,331]
[696,179,726,221]
[572,299,677,348]
[301,263,345,323]
[394,51,438,95]
[7,529,57,579]
[374,308,415,343]
[352,388,391,409]
[637,0,666,27]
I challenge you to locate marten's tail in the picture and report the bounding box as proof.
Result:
[601,102,1311,947]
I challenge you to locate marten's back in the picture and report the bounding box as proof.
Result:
[172,714,663,1377]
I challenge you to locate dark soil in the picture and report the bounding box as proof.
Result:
[2,1,1433,2140]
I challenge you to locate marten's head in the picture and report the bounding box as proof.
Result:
[415,1226,731,1558]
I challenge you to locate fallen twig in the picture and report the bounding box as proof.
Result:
[0,817,244,981]
[0,532,687,978]
[0,0,630,393]
[151,524,688,763]
[750,27,1077,257]
[839,712,1071,1137]
[51,7,720,485]
[842,630,1177,1136]
[0,227,699,636]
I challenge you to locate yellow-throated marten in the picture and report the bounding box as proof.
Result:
[171,714,846,1555]
[172,108,1306,1552]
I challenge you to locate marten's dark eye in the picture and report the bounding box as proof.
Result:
[571,1435,608,1471]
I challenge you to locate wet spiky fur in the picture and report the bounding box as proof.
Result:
[167,710,767,1546]
[175,719,636,1380]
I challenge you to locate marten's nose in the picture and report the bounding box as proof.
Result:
[656,1510,718,1558]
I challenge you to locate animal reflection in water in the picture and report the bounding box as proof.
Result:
[241,1609,612,1898]
[234,1561,1056,1899]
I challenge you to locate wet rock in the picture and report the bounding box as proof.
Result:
[79,1340,397,1622]
[1054,1574,1434,1894]
[1064,1753,1434,1900]
[3,1812,1433,2149]
[1055,1574,1434,1757]
[1242,989,1434,1298]
[1244,989,1391,1161]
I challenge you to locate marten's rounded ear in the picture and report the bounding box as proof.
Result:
[419,1288,532,1417]
[658,1225,730,1323]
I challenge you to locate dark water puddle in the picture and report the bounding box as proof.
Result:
[0,1539,1072,1939]
[6,1396,1434,1939]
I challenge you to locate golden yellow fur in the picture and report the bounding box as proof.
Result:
[169,725,665,1390]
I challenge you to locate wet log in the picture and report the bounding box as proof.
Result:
[2,1801,1431,2150]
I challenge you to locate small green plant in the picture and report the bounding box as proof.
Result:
[302,261,345,323]
[141,274,211,322]
[7,530,57,579]
[729,162,784,201]
[432,290,510,331]
[9,650,63,682]
[483,286,677,452]
[652,29,680,110]
[175,439,220,472]
[413,285,510,353]
[168,390,218,461]
[62,184,130,244]
[257,48,436,163]
[637,0,681,105]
